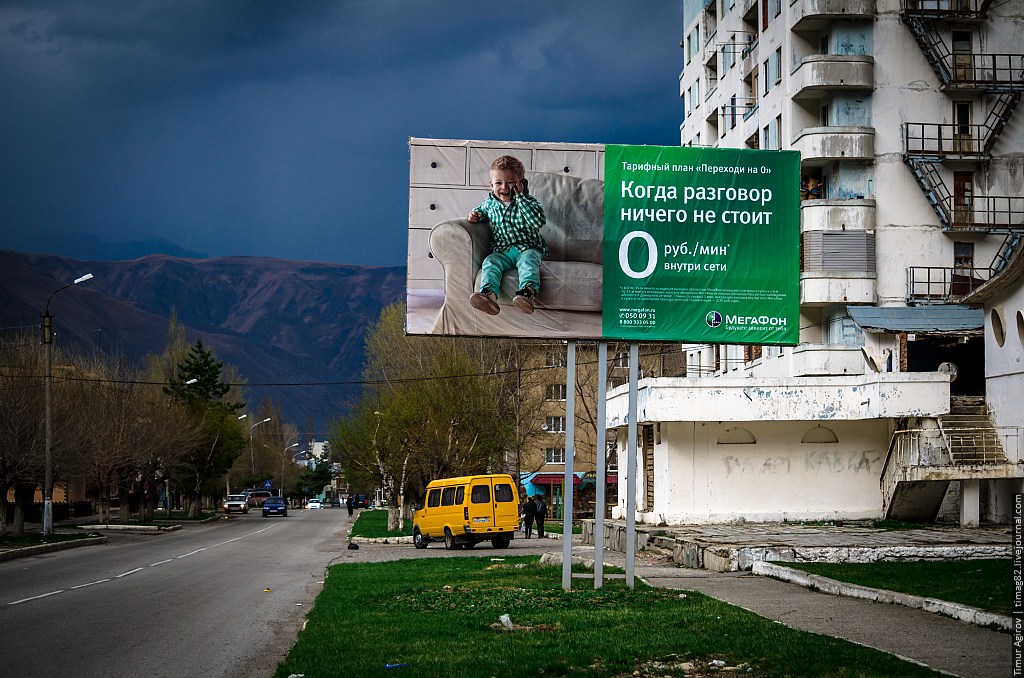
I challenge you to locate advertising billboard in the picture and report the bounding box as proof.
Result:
[406,138,799,345]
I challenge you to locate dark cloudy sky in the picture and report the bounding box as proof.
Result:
[0,1,683,267]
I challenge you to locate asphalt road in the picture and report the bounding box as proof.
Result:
[0,508,558,678]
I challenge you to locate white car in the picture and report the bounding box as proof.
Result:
[307,499,323,510]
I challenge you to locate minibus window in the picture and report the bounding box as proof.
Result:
[470,485,491,504]
[455,486,465,504]
[494,483,514,502]
[441,487,456,506]
[427,489,441,507]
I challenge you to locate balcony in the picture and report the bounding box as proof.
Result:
[801,198,876,233]
[792,126,874,165]
[606,370,950,424]
[791,55,874,101]
[801,271,877,306]
[791,0,875,31]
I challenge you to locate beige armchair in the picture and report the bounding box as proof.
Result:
[428,171,605,338]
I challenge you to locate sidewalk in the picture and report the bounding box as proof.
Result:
[558,523,1012,678]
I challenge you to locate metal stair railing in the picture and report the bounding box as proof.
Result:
[903,155,952,227]
[982,91,1022,152]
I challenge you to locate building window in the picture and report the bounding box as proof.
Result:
[546,383,567,401]
[774,47,782,83]
[545,351,565,367]
[763,58,771,94]
[545,416,566,433]
[545,447,566,464]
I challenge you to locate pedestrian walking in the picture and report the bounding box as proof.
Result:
[522,496,537,538]
[535,495,547,538]
[345,494,354,516]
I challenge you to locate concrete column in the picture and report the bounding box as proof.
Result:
[960,479,980,527]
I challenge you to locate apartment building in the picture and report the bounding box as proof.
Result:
[607,0,1024,526]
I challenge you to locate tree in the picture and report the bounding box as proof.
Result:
[165,339,247,517]
[0,333,46,536]
[331,303,530,531]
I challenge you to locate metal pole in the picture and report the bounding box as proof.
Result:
[43,312,54,536]
[626,342,638,588]
[562,341,576,591]
[594,342,607,588]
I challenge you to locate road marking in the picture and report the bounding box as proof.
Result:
[5,520,282,606]
[176,547,208,559]
[8,590,64,605]
[71,579,111,589]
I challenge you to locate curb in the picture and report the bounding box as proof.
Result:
[349,535,414,544]
[752,561,1011,631]
[76,523,183,532]
[0,535,109,562]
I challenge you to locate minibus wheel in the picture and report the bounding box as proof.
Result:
[413,526,428,549]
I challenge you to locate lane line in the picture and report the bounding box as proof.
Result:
[5,520,283,606]
[176,547,208,559]
[8,590,64,605]
[71,579,111,590]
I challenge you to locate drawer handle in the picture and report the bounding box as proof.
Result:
[429,203,436,210]
[431,161,438,168]
[563,166,571,173]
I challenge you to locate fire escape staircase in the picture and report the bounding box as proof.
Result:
[881,396,1019,522]
[901,1,1024,303]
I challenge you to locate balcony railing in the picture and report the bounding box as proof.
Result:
[904,122,987,158]
[901,0,987,20]
[906,266,992,303]
[945,53,1024,91]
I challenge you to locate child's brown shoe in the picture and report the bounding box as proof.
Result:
[470,290,500,315]
[513,287,535,314]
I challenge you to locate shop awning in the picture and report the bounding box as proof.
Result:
[848,305,983,336]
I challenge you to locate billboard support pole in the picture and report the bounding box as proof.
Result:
[594,341,607,588]
[626,342,638,588]
[562,341,576,591]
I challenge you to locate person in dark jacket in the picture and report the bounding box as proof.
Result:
[522,496,537,538]
[535,495,548,538]
[345,494,354,516]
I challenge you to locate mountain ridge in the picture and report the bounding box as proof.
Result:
[0,249,406,435]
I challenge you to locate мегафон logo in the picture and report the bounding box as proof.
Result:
[705,311,723,328]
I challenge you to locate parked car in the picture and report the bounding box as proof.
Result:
[247,490,273,507]
[330,498,342,508]
[223,495,249,514]
[262,496,288,517]
[307,499,323,510]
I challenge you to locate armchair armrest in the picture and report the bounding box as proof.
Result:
[429,219,492,296]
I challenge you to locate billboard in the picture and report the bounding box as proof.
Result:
[406,138,799,345]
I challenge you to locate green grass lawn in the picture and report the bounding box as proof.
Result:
[275,556,943,678]
[780,559,1011,617]
[349,508,413,538]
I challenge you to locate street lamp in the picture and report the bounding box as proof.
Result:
[250,417,271,476]
[43,273,94,535]
[280,442,300,497]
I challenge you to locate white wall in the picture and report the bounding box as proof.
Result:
[616,419,891,524]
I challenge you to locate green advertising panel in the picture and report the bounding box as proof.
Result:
[602,145,800,345]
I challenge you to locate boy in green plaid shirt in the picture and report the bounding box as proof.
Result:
[468,155,547,315]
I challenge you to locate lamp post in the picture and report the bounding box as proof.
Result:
[250,417,271,476]
[43,273,94,535]
[280,442,299,498]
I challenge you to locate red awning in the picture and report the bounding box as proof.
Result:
[530,473,582,485]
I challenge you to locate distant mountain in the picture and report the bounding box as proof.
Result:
[0,249,406,435]
[1,231,209,261]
